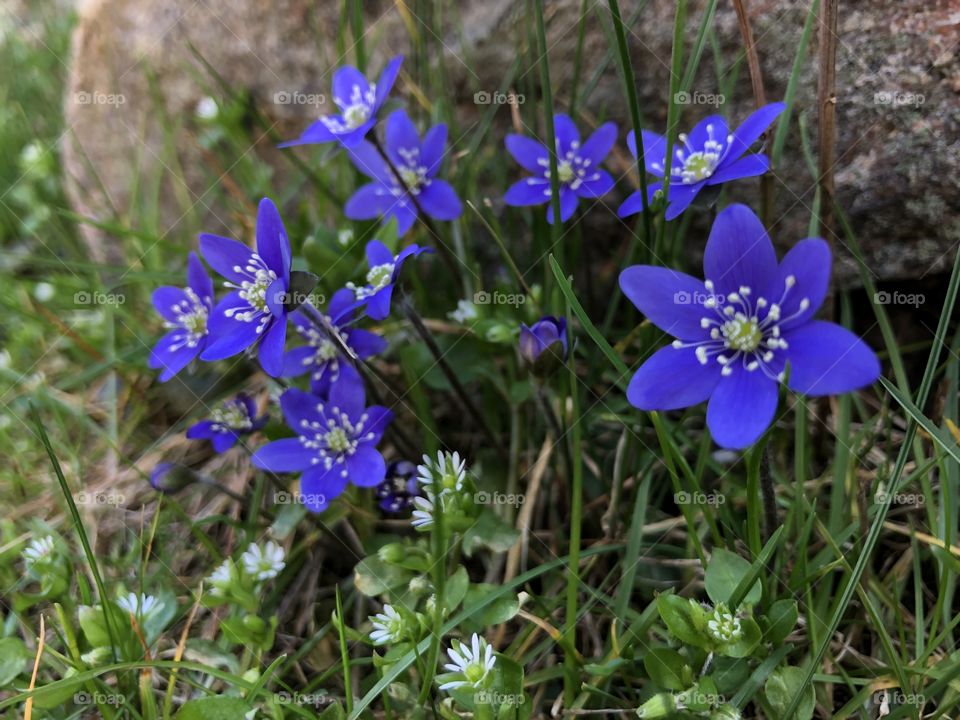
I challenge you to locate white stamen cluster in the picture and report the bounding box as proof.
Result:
[211,397,254,432]
[224,253,279,334]
[369,604,405,645]
[650,124,734,184]
[165,287,210,351]
[297,400,375,476]
[322,82,377,133]
[391,146,430,196]
[348,261,395,301]
[297,320,345,382]
[439,633,497,691]
[532,140,601,194]
[672,276,809,380]
[241,541,286,582]
[706,603,742,643]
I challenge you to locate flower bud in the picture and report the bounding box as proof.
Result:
[519,316,568,377]
[636,693,676,718]
[149,462,199,493]
[378,543,406,564]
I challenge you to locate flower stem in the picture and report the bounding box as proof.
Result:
[563,297,583,708]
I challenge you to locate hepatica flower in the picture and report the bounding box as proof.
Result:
[280,56,403,149]
[200,198,292,377]
[619,102,785,221]
[348,239,432,320]
[519,316,568,363]
[187,393,267,453]
[620,204,880,449]
[346,109,462,235]
[284,288,388,395]
[149,252,213,382]
[376,460,419,513]
[504,114,616,224]
[251,375,394,512]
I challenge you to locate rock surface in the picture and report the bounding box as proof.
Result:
[63,0,959,284]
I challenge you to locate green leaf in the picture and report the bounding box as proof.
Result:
[462,584,519,630]
[717,617,762,658]
[0,638,30,687]
[443,566,470,614]
[462,509,519,555]
[709,656,751,695]
[643,647,691,691]
[705,549,762,607]
[763,599,798,646]
[78,605,111,648]
[764,666,814,720]
[175,696,251,719]
[353,556,411,597]
[30,670,84,709]
[656,594,708,648]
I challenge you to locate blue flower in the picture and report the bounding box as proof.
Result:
[619,102,785,221]
[199,198,292,377]
[619,204,880,449]
[348,239,432,320]
[149,252,213,382]
[519,316,568,363]
[345,109,463,235]
[187,393,268,453]
[252,375,394,513]
[503,114,616,224]
[280,56,403,149]
[376,460,419,513]
[283,288,388,395]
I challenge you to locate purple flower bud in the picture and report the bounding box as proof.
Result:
[149,463,198,493]
[519,317,568,372]
[376,460,419,514]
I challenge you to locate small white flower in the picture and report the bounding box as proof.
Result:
[411,494,436,530]
[439,633,496,691]
[196,96,218,120]
[337,228,354,246]
[34,282,55,302]
[369,604,405,645]
[22,536,56,568]
[448,299,478,324]
[117,592,162,618]
[706,603,742,643]
[207,560,233,595]
[417,451,467,495]
[241,541,285,582]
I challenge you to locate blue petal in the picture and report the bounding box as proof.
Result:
[628,130,667,176]
[211,432,240,454]
[782,321,880,396]
[256,198,291,278]
[283,345,316,377]
[577,121,617,164]
[152,286,190,323]
[186,420,217,439]
[150,331,201,381]
[363,405,394,441]
[280,387,326,431]
[278,118,336,147]
[348,141,391,182]
[187,252,213,301]
[702,203,778,296]
[258,316,287,377]
[573,170,614,198]
[421,123,448,176]
[505,135,548,173]
[389,203,419,236]
[366,239,394,267]
[300,464,349,513]
[336,121,376,148]
[617,183,661,218]
[775,238,831,329]
[328,287,359,322]
[345,183,394,220]
[627,345,722,410]
[504,177,549,206]
[727,102,786,159]
[252,437,315,472]
[385,109,421,166]
[685,115,729,153]
[553,114,580,154]
[419,180,462,220]
[200,233,253,283]
[374,56,404,109]
[706,365,779,449]
[348,328,388,358]
[708,153,769,185]
[619,265,714,340]
[347,445,387,487]
[545,187,578,225]
[663,182,702,221]
[365,284,394,320]
[329,370,366,419]
[332,65,370,109]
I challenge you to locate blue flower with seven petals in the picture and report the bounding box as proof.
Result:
[619,102,785,221]
[149,252,213,382]
[187,393,267,453]
[283,288,388,396]
[252,375,394,513]
[280,56,403,149]
[345,109,463,235]
[348,239,432,320]
[620,204,880,449]
[199,198,292,377]
[504,114,616,224]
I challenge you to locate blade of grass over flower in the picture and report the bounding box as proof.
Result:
[729,526,784,610]
[679,0,718,93]
[31,403,120,664]
[771,0,820,167]
[466,200,534,301]
[782,231,960,717]
[880,378,960,464]
[335,586,354,714]
[656,0,687,256]
[613,474,650,620]
[349,543,624,720]
[568,0,591,116]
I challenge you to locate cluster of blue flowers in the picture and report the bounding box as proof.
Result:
[150,54,882,515]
